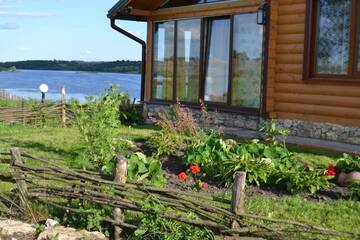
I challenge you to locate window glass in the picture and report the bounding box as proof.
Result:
[232,13,263,108]
[153,21,175,100]
[176,19,201,102]
[316,0,351,75]
[204,18,230,103]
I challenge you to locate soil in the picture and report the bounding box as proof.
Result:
[134,141,353,202]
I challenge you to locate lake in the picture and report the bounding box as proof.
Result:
[0,69,141,102]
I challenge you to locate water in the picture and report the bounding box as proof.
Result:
[0,69,141,102]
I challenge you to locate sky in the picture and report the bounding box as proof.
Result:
[0,0,147,62]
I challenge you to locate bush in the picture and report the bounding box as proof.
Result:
[72,86,128,169]
[148,101,200,157]
[336,154,360,173]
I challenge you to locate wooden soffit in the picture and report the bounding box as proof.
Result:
[111,0,262,21]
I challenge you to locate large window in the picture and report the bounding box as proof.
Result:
[204,18,231,103]
[305,0,360,81]
[153,21,175,100]
[232,13,263,108]
[176,19,201,102]
[152,12,264,112]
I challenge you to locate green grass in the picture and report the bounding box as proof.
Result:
[0,123,359,237]
[246,195,360,236]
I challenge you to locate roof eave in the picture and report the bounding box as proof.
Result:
[107,0,131,19]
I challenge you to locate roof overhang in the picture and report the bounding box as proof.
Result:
[107,0,168,21]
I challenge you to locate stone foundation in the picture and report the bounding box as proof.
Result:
[143,102,360,146]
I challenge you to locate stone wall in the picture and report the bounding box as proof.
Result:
[143,102,360,145]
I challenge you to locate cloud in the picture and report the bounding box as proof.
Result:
[0,11,54,17]
[0,22,19,30]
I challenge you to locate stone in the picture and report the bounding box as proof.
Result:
[45,219,59,228]
[337,171,360,187]
[37,226,107,240]
[0,219,36,240]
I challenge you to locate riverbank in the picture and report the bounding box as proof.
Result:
[0,66,16,72]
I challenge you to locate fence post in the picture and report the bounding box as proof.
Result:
[113,155,128,240]
[21,100,25,125]
[61,86,66,125]
[230,172,246,230]
[10,147,28,208]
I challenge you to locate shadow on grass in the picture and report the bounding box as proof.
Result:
[1,138,81,160]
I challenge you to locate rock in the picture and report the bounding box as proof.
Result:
[37,226,107,240]
[337,171,360,187]
[0,219,36,240]
[45,219,59,228]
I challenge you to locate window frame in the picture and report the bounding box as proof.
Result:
[150,12,268,115]
[304,0,360,82]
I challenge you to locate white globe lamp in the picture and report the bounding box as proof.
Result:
[39,84,49,103]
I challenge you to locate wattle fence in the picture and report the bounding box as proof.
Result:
[0,148,357,240]
[0,103,73,125]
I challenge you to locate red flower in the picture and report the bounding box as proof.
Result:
[327,164,337,171]
[324,170,336,177]
[177,172,187,182]
[189,165,201,174]
[200,182,209,190]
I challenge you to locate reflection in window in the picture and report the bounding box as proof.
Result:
[316,0,351,75]
[232,13,263,108]
[153,21,175,100]
[176,19,201,102]
[204,18,230,103]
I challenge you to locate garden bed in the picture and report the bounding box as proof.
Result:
[135,140,353,202]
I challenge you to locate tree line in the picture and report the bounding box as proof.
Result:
[0,60,141,73]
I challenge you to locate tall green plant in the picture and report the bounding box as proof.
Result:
[72,86,127,169]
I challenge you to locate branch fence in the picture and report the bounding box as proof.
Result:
[0,148,357,239]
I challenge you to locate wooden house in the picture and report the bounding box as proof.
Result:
[108,0,360,146]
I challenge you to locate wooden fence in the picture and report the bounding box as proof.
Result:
[0,86,73,125]
[0,148,357,240]
[0,89,22,101]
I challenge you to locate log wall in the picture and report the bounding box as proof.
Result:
[269,0,360,127]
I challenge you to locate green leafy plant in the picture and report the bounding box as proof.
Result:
[128,152,166,187]
[72,86,128,169]
[130,200,215,240]
[183,131,331,193]
[148,101,201,157]
[260,119,290,147]
[336,154,360,173]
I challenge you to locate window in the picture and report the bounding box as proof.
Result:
[152,12,265,112]
[153,21,175,100]
[232,13,263,108]
[204,18,231,103]
[176,19,201,102]
[305,0,360,81]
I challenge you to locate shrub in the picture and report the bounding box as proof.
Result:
[72,86,128,169]
[336,154,360,173]
[148,101,200,157]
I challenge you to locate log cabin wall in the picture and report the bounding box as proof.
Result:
[139,0,360,145]
[269,0,360,127]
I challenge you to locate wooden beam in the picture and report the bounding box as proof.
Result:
[149,0,262,21]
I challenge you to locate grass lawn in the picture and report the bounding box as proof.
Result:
[0,123,359,237]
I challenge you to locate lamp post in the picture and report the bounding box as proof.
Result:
[39,84,49,103]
